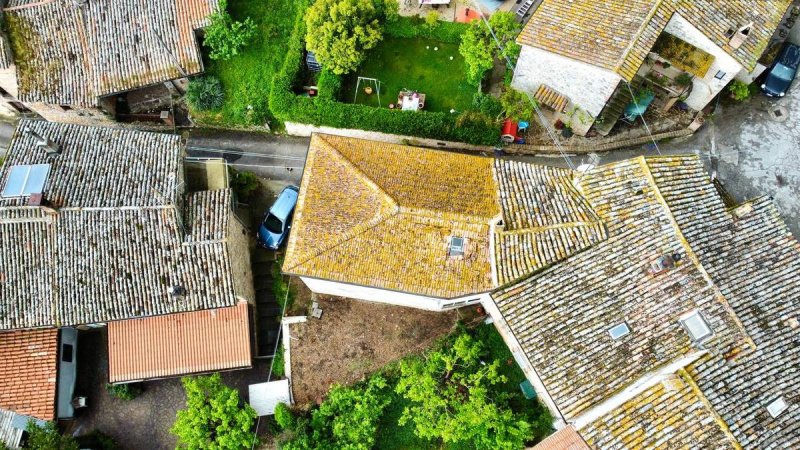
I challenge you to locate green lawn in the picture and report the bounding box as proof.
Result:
[341,36,476,113]
[193,0,303,127]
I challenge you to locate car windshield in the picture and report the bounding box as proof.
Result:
[771,63,795,81]
[264,213,284,234]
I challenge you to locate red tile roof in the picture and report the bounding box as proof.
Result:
[531,426,590,450]
[0,329,58,420]
[107,303,252,383]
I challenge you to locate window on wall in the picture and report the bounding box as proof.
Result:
[714,71,726,80]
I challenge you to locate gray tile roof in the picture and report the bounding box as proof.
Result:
[4,0,218,106]
[648,157,800,449]
[492,157,749,421]
[0,121,239,330]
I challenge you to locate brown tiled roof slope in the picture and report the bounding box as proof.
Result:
[0,329,57,420]
[491,157,748,420]
[284,135,609,298]
[493,160,606,285]
[0,121,240,329]
[579,372,738,449]
[5,0,218,106]
[530,425,590,450]
[519,0,791,81]
[648,156,800,449]
[107,302,251,383]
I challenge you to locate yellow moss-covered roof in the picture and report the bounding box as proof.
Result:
[519,0,791,81]
[283,135,499,298]
[579,373,739,449]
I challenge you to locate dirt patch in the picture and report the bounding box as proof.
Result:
[288,296,461,406]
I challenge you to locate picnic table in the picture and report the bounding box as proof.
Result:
[398,90,426,111]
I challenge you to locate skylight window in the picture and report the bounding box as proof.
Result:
[449,236,464,257]
[1,164,50,198]
[767,397,788,418]
[608,322,631,340]
[679,310,713,342]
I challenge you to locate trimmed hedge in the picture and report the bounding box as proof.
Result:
[384,16,468,43]
[269,10,499,146]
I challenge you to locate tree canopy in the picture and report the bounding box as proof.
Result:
[203,0,257,60]
[171,374,257,450]
[395,332,534,449]
[501,88,536,122]
[24,421,78,450]
[305,0,398,75]
[459,12,521,86]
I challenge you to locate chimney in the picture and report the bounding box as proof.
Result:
[24,125,61,159]
[28,193,44,206]
[729,22,752,50]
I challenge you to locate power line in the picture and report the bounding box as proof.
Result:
[623,80,662,155]
[471,1,575,170]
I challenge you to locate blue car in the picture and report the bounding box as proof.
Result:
[258,185,299,249]
[761,43,800,97]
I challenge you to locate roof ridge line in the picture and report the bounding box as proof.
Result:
[496,220,604,236]
[396,205,495,224]
[676,368,743,450]
[613,0,669,80]
[638,156,756,351]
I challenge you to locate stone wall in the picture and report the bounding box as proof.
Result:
[228,214,255,304]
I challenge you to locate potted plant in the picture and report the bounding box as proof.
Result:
[554,119,565,130]
[561,125,573,138]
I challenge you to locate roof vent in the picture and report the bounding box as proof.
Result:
[28,193,44,206]
[648,253,681,275]
[448,236,464,257]
[24,126,61,159]
[168,285,187,298]
[729,22,753,50]
[767,396,788,418]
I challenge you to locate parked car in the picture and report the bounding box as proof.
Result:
[258,185,299,249]
[761,42,800,97]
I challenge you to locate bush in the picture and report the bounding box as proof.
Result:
[500,88,535,121]
[75,430,120,450]
[473,93,504,119]
[274,403,295,430]
[384,15,466,43]
[728,80,751,102]
[171,374,257,449]
[105,383,142,401]
[272,344,285,378]
[203,0,257,60]
[395,332,534,449]
[424,11,440,30]
[281,376,391,450]
[25,421,78,450]
[186,76,225,111]
[229,168,260,201]
[675,72,693,87]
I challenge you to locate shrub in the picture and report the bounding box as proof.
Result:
[424,11,440,30]
[395,332,534,449]
[75,430,120,450]
[274,403,295,430]
[728,80,751,102]
[281,376,390,450]
[500,87,536,121]
[25,421,78,450]
[272,344,285,378]
[171,374,257,449]
[229,168,260,201]
[473,93,504,119]
[674,72,693,87]
[186,76,225,111]
[203,0,257,60]
[305,0,397,75]
[105,383,142,401]
[384,15,466,42]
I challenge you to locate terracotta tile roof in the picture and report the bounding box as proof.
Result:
[0,329,57,421]
[284,134,499,298]
[284,135,607,297]
[534,85,570,113]
[647,156,800,448]
[492,157,749,420]
[0,121,241,329]
[530,425,589,450]
[519,0,791,81]
[579,373,738,449]
[493,160,606,285]
[5,0,218,106]
[107,303,251,383]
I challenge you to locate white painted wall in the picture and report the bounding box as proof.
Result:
[665,14,745,111]
[299,277,487,311]
[512,45,622,118]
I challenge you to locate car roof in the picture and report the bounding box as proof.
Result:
[269,186,299,219]
[779,43,800,69]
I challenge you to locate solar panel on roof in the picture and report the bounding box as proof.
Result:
[1,164,50,197]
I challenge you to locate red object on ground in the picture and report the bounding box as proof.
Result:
[501,118,518,143]
[457,8,481,23]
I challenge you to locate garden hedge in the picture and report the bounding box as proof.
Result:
[268,13,499,146]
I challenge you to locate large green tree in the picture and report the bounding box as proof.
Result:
[171,374,257,450]
[305,0,398,75]
[278,376,390,450]
[203,0,257,60]
[395,332,533,449]
[459,11,521,86]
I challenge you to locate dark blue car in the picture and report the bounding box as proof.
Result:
[761,43,800,97]
[258,185,299,249]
